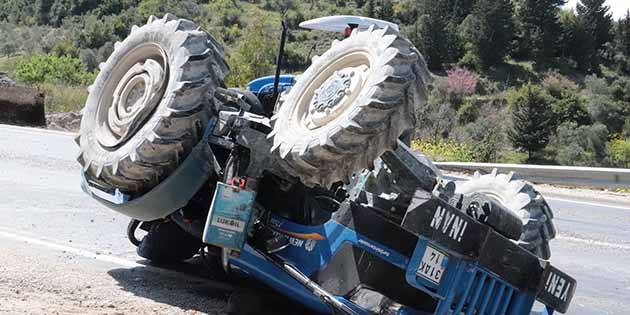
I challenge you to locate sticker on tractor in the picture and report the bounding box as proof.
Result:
[417,245,448,285]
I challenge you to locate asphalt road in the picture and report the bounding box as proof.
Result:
[1,124,629,315]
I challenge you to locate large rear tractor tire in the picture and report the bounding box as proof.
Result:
[269,25,431,188]
[76,14,227,194]
[455,170,557,259]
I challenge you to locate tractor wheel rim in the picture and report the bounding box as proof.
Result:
[292,52,370,131]
[96,43,168,148]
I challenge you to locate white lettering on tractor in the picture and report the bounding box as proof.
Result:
[545,272,571,302]
[430,206,468,243]
[358,239,390,257]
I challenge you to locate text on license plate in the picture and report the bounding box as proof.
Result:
[416,245,448,284]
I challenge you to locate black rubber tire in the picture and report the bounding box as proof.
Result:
[137,219,202,264]
[455,170,556,259]
[76,13,227,194]
[269,25,430,188]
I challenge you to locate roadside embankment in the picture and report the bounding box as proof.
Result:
[0,85,45,127]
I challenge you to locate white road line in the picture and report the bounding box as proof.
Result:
[546,197,630,211]
[557,235,630,251]
[0,228,236,291]
[0,229,141,268]
[0,124,75,137]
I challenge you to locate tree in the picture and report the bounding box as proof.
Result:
[576,0,613,50]
[508,84,555,161]
[617,11,630,57]
[0,31,18,57]
[568,0,614,71]
[552,122,608,166]
[460,0,514,68]
[378,0,394,21]
[225,10,278,87]
[560,9,593,70]
[408,0,463,70]
[515,0,565,64]
[551,92,592,126]
[363,0,376,17]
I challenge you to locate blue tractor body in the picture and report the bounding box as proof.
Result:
[81,118,575,315]
[247,75,295,95]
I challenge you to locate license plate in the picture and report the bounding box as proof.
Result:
[416,245,448,284]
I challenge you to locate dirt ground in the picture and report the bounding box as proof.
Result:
[46,111,82,132]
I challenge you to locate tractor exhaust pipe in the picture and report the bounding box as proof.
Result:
[271,21,288,113]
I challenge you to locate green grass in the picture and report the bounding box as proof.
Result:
[486,59,539,90]
[411,139,475,162]
[0,55,21,78]
[497,150,528,164]
[37,83,88,113]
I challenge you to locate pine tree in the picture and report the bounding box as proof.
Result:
[460,0,514,67]
[448,0,474,23]
[378,0,394,21]
[508,84,555,162]
[409,0,463,70]
[569,0,614,71]
[560,9,594,71]
[576,0,613,50]
[616,11,630,57]
[363,0,376,17]
[515,0,565,64]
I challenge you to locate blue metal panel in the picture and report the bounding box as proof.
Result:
[435,263,464,314]
[246,75,295,95]
[478,278,497,314]
[452,269,477,313]
[229,244,333,314]
[499,288,515,315]
[489,285,507,315]
[466,273,488,315]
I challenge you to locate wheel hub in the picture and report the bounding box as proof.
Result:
[96,45,168,148]
[304,65,367,129]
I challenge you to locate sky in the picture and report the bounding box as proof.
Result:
[564,0,630,20]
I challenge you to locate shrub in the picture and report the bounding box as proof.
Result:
[584,74,610,96]
[446,67,479,100]
[623,117,630,138]
[586,94,625,134]
[225,10,278,87]
[609,138,630,168]
[463,119,505,162]
[542,71,577,99]
[411,139,475,162]
[15,54,95,85]
[551,91,591,126]
[39,83,88,113]
[457,99,479,124]
[551,122,609,166]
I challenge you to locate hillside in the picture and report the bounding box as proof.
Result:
[0,0,629,168]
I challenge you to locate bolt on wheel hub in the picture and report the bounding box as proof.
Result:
[304,65,367,129]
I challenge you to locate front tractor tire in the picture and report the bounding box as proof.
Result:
[455,170,557,259]
[268,25,431,188]
[76,14,227,195]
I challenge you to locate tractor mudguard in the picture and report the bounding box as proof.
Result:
[80,119,218,221]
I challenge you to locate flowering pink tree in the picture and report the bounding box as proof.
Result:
[446,67,479,99]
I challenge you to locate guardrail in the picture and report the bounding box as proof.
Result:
[434,162,630,188]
